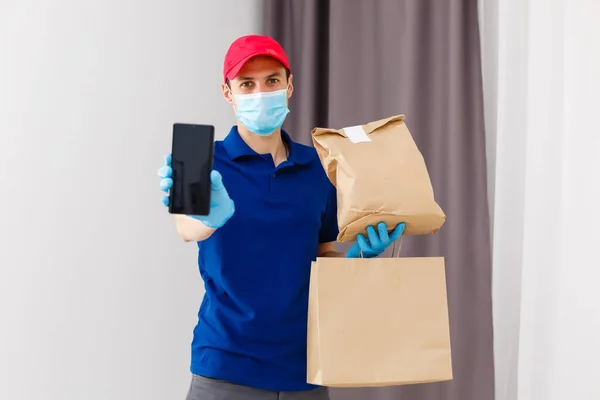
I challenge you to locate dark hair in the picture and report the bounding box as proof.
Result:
[226,68,291,88]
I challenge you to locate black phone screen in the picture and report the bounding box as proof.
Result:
[168,123,215,216]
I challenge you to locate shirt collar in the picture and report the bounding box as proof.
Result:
[223,125,313,165]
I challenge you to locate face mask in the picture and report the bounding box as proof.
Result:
[230,87,290,136]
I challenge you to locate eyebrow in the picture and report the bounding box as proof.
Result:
[238,72,284,81]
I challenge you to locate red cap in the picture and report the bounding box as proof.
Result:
[223,35,290,82]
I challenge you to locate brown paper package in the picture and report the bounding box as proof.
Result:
[312,114,446,242]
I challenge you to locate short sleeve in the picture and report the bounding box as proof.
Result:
[318,181,339,243]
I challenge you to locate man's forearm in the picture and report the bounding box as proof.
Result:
[174,215,216,242]
[319,251,346,258]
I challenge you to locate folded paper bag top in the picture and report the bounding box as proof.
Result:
[311,114,446,242]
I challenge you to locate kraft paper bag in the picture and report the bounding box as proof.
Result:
[312,115,446,242]
[307,256,453,387]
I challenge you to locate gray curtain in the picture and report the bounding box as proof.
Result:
[264,0,495,400]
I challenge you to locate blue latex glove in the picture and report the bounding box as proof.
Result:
[158,154,235,229]
[346,222,406,258]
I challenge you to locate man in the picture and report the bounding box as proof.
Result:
[158,35,405,400]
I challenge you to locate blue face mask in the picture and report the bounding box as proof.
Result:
[231,87,290,136]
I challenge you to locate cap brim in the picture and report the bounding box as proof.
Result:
[225,51,289,82]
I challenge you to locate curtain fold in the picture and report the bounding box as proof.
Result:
[264,0,494,399]
[264,0,330,146]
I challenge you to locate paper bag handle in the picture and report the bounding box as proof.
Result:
[392,237,403,258]
[358,237,403,258]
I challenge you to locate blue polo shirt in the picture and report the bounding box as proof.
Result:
[190,126,339,392]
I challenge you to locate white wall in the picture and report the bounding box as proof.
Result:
[0,1,262,399]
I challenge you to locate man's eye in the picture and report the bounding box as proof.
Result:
[240,81,254,88]
[267,78,280,84]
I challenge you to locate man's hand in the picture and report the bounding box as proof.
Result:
[346,222,405,258]
[158,154,235,229]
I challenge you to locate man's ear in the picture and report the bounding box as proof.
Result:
[222,82,234,105]
[287,74,294,99]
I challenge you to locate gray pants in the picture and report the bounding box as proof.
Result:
[186,374,330,400]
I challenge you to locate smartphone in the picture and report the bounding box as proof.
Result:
[168,123,215,216]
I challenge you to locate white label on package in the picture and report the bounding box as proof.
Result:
[343,125,372,144]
